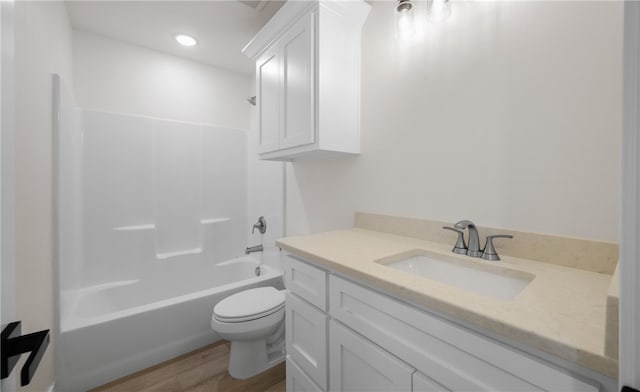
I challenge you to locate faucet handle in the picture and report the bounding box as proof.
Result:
[481,234,513,261]
[442,226,468,255]
[252,216,267,234]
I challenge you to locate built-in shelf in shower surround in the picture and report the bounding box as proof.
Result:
[112,219,229,233]
[111,218,232,261]
[201,218,230,225]
[156,248,203,260]
[113,224,155,232]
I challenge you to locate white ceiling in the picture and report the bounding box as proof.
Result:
[66,1,285,75]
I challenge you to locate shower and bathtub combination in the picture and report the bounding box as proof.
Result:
[53,75,285,391]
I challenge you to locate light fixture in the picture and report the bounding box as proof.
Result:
[427,0,451,23]
[175,34,198,47]
[395,0,415,40]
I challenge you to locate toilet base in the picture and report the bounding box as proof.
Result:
[228,320,285,379]
[228,339,285,380]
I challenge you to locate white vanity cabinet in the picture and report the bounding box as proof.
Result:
[283,251,610,392]
[243,0,370,161]
[413,372,451,392]
[284,252,416,392]
[287,358,323,392]
[329,320,414,391]
[283,254,329,390]
[285,292,328,390]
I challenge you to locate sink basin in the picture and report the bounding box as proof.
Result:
[377,252,534,300]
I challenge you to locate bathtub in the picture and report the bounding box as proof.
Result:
[56,256,283,392]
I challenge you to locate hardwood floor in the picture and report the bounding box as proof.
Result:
[91,341,286,392]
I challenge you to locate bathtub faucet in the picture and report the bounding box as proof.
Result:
[245,244,263,255]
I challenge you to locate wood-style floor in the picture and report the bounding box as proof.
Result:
[91,341,286,392]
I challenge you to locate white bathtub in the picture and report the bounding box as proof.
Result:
[56,256,283,392]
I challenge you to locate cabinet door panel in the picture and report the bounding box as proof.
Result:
[287,356,324,392]
[413,371,451,392]
[280,11,315,150]
[257,50,280,153]
[286,292,328,389]
[329,320,413,392]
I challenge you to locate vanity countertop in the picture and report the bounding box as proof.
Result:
[276,228,618,379]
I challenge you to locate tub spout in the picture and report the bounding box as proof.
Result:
[245,245,263,255]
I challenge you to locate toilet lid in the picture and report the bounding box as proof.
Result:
[214,287,285,322]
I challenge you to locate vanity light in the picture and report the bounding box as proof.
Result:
[395,0,415,40]
[427,0,451,23]
[175,34,198,47]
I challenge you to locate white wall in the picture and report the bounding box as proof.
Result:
[286,1,623,242]
[73,30,250,130]
[14,1,74,390]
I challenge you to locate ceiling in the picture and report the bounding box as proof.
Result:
[66,1,285,75]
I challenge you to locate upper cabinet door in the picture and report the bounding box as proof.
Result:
[257,49,280,154]
[280,12,315,150]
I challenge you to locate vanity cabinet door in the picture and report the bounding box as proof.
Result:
[329,320,414,392]
[285,292,328,390]
[413,372,451,392]
[287,357,323,392]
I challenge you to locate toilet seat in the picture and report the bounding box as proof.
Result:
[214,287,285,323]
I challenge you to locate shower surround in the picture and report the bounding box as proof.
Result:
[63,107,249,288]
[53,74,284,391]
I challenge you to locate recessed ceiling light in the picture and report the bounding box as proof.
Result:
[175,34,197,47]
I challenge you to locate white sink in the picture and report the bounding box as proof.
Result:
[378,253,534,300]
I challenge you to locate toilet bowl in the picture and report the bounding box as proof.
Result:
[211,286,286,379]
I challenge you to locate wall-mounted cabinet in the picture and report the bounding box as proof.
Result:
[243,0,370,161]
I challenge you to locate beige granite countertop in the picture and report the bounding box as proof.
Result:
[276,228,618,379]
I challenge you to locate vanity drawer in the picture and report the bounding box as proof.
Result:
[329,275,598,392]
[285,291,328,390]
[283,253,327,310]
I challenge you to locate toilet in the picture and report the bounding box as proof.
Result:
[211,286,286,379]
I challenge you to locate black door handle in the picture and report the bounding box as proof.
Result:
[1,321,50,386]
[622,386,640,392]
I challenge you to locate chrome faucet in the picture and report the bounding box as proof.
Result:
[245,244,264,255]
[454,220,482,257]
[246,216,266,255]
[444,220,514,261]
